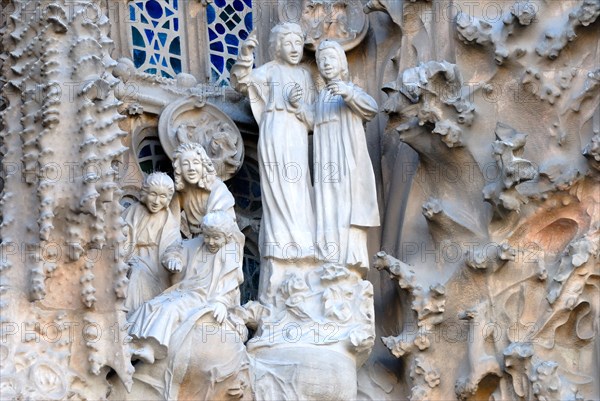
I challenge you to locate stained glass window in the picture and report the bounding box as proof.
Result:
[136,134,172,174]
[129,0,183,78]
[207,0,253,85]
[240,241,260,303]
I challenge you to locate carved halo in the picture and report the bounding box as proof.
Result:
[158,97,244,181]
[278,0,369,51]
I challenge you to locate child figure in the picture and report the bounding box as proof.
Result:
[127,210,245,363]
[312,40,380,270]
[123,172,181,315]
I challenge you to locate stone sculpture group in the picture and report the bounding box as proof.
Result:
[113,22,379,400]
[1,1,598,400]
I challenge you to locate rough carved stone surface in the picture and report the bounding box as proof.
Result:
[0,1,598,400]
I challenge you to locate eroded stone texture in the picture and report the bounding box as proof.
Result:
[0,0,598,400]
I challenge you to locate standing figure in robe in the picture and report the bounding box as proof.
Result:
[313,40,380,269]
[123,172,180,315]
[231,23,316,260]
[173,142,236,237]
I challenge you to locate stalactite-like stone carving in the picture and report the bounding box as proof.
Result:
[1,1,133,397]
[536,0,600,60]
[456,0,536,65]
[483,122,538,213]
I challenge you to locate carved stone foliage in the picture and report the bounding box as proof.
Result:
[278,0,369,51]
[378,0,600,400]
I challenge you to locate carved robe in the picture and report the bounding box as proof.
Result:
[127,234,244,360]
[177,178,235,236]
[231,60,316,259]
[122,203,180,315]
[313,83,379,268]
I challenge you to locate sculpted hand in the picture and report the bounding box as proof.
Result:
[240,32,258,59]
[211,302,228,324]
[326,81,352,99]
[165,258,182,273]
[288,83,304,108]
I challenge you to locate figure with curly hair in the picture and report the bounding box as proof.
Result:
[172,142,236,236]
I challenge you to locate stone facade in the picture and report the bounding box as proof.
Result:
[0,1,598,400]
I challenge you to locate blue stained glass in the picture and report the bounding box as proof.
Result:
[225,19,237,30]
[237,197,250,209]
[165,8,174,17]
[139,145,152,158]
[141,14,148,24]
[151,19,159,27]
[136,2,143,8]
[233,0,244,12]
[154,41,160,50]
[251,182,261,197]
[170,57,182,73]
[144,28,154,42]
[133,49,146,67]
[132,27,144,47]
[158,32,167,46]
[211,54,224,71]
[161,20,170,29]
[129,5,135,21]
[146,0,163,19]
[225,34,239,46]
[226,58,236,70]
[146,67,157,74]
[244,13,253,31]
[162,58,168,67]
[173,0,178,9]
[169,37,181,55]
[174,18,178,31]
[161,70,172,78]
[208,28,217,41]
[149,54,157,65]
[210,41,224,52]
[207,5,216,24]
[235,177,250,194]
[207,0,253,84]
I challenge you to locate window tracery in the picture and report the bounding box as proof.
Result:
[129,0,183,78]
[206,0,253,85]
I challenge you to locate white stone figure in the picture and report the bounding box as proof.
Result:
[123,172,180,315]
[172,142,236,236]
[312,40,379,269]
[231,23,316,260]
[127,210,245,364]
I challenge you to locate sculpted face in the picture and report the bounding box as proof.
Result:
[279,33,304,65]
[204,230,228,254]
[144,186,170,213]
[318,48,342,81]
[180,151,204,185]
